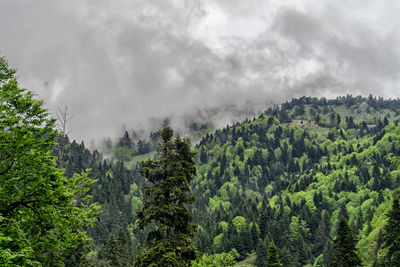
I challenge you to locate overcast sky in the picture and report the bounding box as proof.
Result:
[1,0,400,141]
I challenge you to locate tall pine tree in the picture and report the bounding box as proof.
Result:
[100,228,131,267]
[134,127,199,266]
[266,241,282,267]
[255,239,268,267]
[332,216,362,267]
[381,198,400,265]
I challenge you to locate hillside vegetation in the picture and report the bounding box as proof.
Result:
[70,95,398,266]
[47,95,400,266]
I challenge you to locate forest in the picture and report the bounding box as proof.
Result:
[1,55,400,266]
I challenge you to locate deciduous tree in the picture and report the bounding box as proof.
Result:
[0,56,100,266]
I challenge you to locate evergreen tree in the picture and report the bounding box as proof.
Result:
[101,228,131,267]
[381,198,400,265]
[255,239,268,267]
[119,130,133,148]
[200,147,208,164]
[251,222,259,250]
[134,127,199,266]
[332,216,362,267]
[323,240,335,267]
[266,241,282,267]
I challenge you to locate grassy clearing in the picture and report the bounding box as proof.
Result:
[125,151,156,169]
[235,253,256,267]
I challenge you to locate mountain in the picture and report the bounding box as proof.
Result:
[189,95,400,266]
[64,95,400,266]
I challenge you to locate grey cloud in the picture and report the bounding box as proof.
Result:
[265,4,400,98]
[1,0,400,142]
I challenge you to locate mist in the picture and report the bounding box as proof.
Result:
[1,0,400,141]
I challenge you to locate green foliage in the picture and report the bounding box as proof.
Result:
[266,241,282,267]
[190,97,400,266]
[0,56,15,82]
[132,196,143,215]
[100,228,131,267]
[380,198,400,265]
[192,251,236,266]
[0,56,100,266]
[232,216,247,233]
[134,127,199,266]
[212,234,224,251]
[255,239,268,267]
[333,216,362,266]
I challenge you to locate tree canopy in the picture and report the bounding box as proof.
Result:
[333,216,362,267]
[381,198,400,265]
[0,56,100,266]
[266,241,282,267]
[135,127,199,266]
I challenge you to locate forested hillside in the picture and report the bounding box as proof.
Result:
[191,107,399,266]
[4,1,400,265]
[3,55,400,267]
[57,138,146,265]
[90,95,400,266]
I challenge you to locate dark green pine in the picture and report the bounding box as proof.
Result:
[332,216,362,267]
[134,127,199,267]
[101,228,130,267]
[266,241,283,267]
[382,198,400,265]
[255,239,268,267]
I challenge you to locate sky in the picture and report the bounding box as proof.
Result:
[1,0,400,142]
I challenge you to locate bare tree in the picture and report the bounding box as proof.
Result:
[56,106,73,167]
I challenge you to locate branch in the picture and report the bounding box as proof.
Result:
[1,200,37,217]
[56,105,73,167]
[0,161,14,176]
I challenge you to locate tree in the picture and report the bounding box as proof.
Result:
[100,228,131,267]
[199,147,208,164]
[0,56,100,265]
[56,106,73,167]
[134,127,199,266]
[137,139,150,154]
[266,241,282,267]
[192,251,236,267]
[381,198,400,265]
[119,130,133,148]
[332,216,362,267]
[255,239,268,267]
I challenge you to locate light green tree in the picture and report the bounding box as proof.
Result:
[0,56,100,266]
[192,251,236,267]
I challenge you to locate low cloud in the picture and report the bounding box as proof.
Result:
[1,0,399,141]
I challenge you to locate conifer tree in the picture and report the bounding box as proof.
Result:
[119,131,133,148]
[381,198,400,265]
[251,222,259,250]
[101,228,131,267]
[134,127,199,266]
[266,241,282,267]
[332,216,362,267]
[255,239,268,267]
